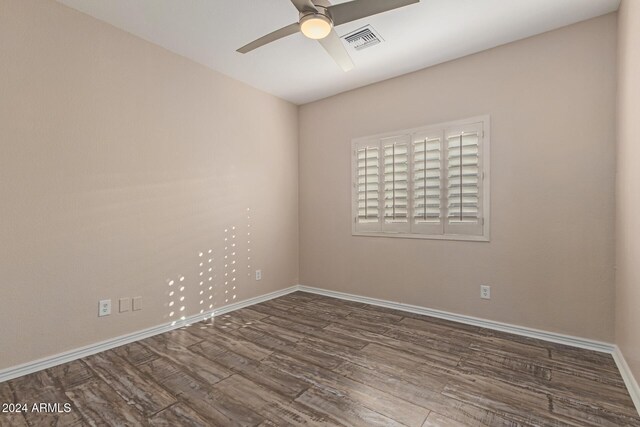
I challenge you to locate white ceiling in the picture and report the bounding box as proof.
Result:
[57,0,620,105]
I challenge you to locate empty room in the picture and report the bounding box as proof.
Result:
[1,0,639,425]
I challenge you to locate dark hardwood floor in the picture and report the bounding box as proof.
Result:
[1,291,639,426]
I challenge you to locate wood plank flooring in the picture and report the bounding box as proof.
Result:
[1,291,639,426]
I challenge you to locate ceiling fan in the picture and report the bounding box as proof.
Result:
[237,0,420,72]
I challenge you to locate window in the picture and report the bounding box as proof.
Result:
[352,116,490,241]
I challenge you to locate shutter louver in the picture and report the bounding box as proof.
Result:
[412,135,442,224]
[356,146,380,225]
[445,128,483,235]
[383,140,409,224]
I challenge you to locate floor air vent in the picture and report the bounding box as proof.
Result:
[342,25,383,51]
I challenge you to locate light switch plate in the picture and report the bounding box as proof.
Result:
[132,296,142,311]
[119,298,131,313]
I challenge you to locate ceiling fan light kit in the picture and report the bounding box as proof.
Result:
[237,0,420,71]
[300,13,333,40]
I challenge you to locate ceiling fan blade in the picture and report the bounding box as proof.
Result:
[237,23,300,54]
[318,29,354,72]
[328,0,419,26]
[290,0,318,13]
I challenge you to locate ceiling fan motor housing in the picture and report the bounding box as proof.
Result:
[299,7,333,40]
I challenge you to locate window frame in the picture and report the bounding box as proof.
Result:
[351,115,491,242]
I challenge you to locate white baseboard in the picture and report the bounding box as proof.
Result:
[0,285,298,384]
[612,346,640,415]
[297,285,615,353]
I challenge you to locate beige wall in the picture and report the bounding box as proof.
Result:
[616,0,640,382]
[0,0,298,370]
[299,15,617,341]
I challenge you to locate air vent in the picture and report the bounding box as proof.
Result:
[342,25,384,51]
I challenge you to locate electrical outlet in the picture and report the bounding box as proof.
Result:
[132,296,142,311]
[99,299,111,317]
[255,269,262,281]
[480,285,491,300]
[119,298,131,313]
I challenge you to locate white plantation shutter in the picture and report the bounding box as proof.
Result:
[355,140,381,232]
[445,124,484,236]
[411,132,443,234]
[382,136,410,232]
[352,116,489,240]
